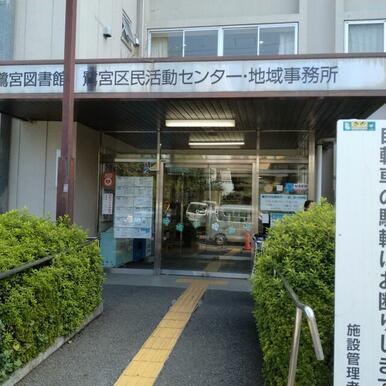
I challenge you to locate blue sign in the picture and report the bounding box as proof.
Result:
[244,223,251,231]
[271,212,286,226]
[343,120,376,131]
[284,183,294,193]
[162,217,171,226]
[176,223,184,232]
[192,220,201,229]
[211,223,220,231]
[227,226,236,235]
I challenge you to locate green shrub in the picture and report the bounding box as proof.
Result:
[252,200,335,386]
[0,210,104,382]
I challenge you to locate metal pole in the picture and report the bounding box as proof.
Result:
[316,144,323,202]
[251,129,260,262]
[154,128,163,274]
[287,307,303,386]
[308,130,316,201]
[179,173,184,255]
[56,0,77,220]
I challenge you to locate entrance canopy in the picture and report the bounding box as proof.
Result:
[0,96,383,151]
[1,53,386,149]
[2,54,386,275]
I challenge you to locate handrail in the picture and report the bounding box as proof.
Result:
[279,274,324,386]
[0,238,97,282]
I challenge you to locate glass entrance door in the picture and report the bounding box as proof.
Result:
[161,163,253,275]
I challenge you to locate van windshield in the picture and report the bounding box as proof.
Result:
[187,203,207,213]
[217,209,251,222]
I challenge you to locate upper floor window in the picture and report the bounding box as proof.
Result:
[149,24,297,58]
[345,20,386,53]
[121,11,135,49]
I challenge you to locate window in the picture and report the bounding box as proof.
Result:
[184,30,218,57]
[259,26,295,55]
[150,31,183,57]
[149,24,297,58]
[121,11,135,48]
[223,28,257,56]
[345,20,386,53]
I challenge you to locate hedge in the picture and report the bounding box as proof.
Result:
[252,200,335,386]
[0,210,104,382]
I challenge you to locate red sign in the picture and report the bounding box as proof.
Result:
[102,172,115,188]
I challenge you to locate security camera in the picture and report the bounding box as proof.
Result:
[103,26,112,38]
[133,37,140,47]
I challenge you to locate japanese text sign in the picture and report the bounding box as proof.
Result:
[1,57,386,95]
[335,120,386,386]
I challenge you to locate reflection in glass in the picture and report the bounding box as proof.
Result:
[223,28,257,56]
[161,165,253,274]
[184,30,218,57]
[259,26,295,55]
[150,31,183,57]
[258,162,308,234]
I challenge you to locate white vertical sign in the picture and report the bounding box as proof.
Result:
[335,120,386,385]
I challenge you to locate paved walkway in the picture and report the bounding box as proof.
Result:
[18,274,263,386]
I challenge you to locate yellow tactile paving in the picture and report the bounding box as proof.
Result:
[114,280,217,386]
[175,278,228,286]
[151,326,183,339]
[163,311,190,321]
[204,260,223,272]
[225,247,241,256]
[158,319,187,329]
[123,361,164,378]
[115,376,156,386]
[132,349,170,363]
[142,336,178,350]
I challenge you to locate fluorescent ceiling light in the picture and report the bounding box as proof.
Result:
[189,141,245,147]
[165,119,235,128]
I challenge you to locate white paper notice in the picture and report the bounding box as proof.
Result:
[102,193,114,215]
[114,176,153,239]
[260,194,307,212]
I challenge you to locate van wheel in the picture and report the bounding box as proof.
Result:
[214,234,226,246]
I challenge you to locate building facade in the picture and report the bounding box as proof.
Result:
[1,0,386,277]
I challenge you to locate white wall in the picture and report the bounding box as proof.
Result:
[76,0,138,59]
[12,0,137,60]
[143,0,302,55]
[8,120,61,217]
[335,0,386,52]
[304,0,335,54]
[146,0,299,27]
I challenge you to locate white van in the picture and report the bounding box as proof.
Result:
[209,204,252,245]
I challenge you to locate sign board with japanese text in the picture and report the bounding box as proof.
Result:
[335,120,386,385]
[114,176,153,239]
[260,193,307,212]
[1,57,386,95]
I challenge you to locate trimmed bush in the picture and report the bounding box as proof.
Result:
[0,210,104,382]
[252,201,335,386]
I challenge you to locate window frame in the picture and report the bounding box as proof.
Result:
[222,23,298,56]
[344,19,386,53]
[121,10,135,49]
[148,22,298,58]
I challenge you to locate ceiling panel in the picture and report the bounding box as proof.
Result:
[0,96,385,151]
